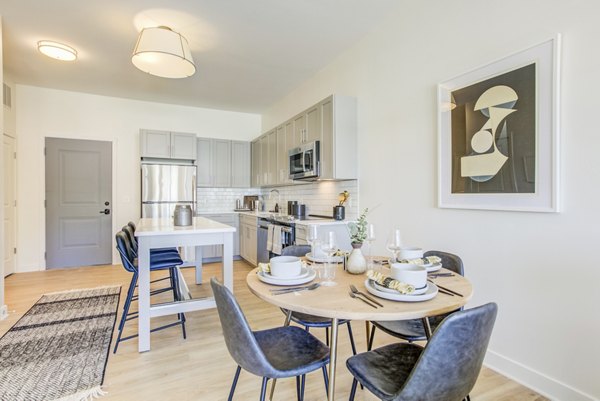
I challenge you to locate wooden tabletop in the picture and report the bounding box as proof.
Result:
[246,265,473,321]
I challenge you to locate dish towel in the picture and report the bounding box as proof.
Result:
[266,224,274,252]
[272,226,283,255]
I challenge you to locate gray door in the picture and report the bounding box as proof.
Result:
[45,138,112,268]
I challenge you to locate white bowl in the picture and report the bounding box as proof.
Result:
[390,263,427,288]
[397,247,424,261]
[269,256,302,278]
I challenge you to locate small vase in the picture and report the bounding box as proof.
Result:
[347,243,367,274]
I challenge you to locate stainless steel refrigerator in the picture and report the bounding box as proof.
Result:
[141,164,196,219]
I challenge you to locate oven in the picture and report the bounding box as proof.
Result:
[257,217,296,263]
[288,140,320,180]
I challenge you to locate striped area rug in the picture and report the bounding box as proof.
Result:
[0,286,121,401]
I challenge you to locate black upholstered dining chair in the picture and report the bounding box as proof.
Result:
[113,231,186,353]
[347,302,498,401]
[210,277,330,401]
[368,250,464,349]
[280,245,357,355]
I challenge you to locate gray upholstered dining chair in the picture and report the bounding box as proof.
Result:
[368,250,464,349]
[347,302,498,401]
[210,277,330,401]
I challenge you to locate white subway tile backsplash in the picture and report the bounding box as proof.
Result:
[196,180,359,220]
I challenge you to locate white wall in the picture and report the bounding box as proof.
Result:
[262,1,600,400]
[15,85,261,272]
[0,16,6,318]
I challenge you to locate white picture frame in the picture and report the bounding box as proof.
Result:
[438,35,561,212]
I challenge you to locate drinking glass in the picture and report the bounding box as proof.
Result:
[365,224,376,270]
[385,229,402,262]
[320,231,337,286]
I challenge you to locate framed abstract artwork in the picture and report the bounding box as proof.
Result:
[438,36,561,212]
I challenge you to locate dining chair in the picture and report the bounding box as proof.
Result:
[210,277,330,401]
[280,245,357,355]
[368,250,464,349]
[113,231,187,353]
[347,302,498,401]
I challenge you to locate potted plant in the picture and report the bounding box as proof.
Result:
[347,208,369,274]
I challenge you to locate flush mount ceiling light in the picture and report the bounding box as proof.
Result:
[37,41,77,61]
[132,26,196,79]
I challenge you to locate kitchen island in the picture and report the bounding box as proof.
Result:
[135,217,235,352]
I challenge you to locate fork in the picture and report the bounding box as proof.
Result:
[348,291,378,308]
[349,284,384,307]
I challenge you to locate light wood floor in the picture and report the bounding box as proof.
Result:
[1,261,548,401]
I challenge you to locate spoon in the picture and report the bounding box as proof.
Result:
[349,284,384,307]
[348,291,378,308]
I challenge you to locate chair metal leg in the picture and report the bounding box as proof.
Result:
[228,366,242,401]
[346,321,357,355]
[465,395,471,401]
[367,324,376,351]
[114,272,138,353]
[349,379,358,401]
[301,374,306,400]
[325,326,329,346]
[260,377,269,401]
[321,366,329,393]
[295,376,302,401]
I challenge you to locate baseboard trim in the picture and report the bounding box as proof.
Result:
[485,350,598,401]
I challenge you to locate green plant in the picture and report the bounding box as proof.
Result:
[349,208,369,244]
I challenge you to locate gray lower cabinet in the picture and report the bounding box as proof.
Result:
[200,214,240,260]
[140,129,197,160]
[239,214,257,266]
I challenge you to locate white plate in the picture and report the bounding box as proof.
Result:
[365,279,438,302]
[264,267,311,281]
[305,252,343,263]
[258,268,316,286]
[372,281,429,295]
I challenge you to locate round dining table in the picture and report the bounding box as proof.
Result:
[246,264,473,401]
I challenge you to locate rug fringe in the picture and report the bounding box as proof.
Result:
[53,386,107,401]
[44,285,121,296]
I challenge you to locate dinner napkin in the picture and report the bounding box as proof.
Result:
[258,263,270,274]
[397,256,441,265]
[367,270,414,294]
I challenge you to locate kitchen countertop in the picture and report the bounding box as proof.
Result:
[196,210,353,225]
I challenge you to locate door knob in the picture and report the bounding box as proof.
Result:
[99,209,110,215]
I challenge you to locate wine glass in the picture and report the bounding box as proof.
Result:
[320,231,337,286]
[307,225,318,257]
[365,224,376,270]
[386,229,402,263]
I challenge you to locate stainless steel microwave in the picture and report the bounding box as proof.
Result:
[288,140,320,180]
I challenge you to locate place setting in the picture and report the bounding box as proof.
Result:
[257,256,316,286]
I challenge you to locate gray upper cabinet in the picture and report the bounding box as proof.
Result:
[318,95,357,180]
[197,137,250,188]
[231,141,251,187]
[251,140,261,187]
[250,94,357,187]
[140,129,197,160]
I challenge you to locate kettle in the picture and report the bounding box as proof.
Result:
[174,204,193,226]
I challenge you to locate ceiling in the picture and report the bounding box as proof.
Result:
[1,0,398,113]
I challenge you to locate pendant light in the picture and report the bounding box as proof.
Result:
[132,26,196,79]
